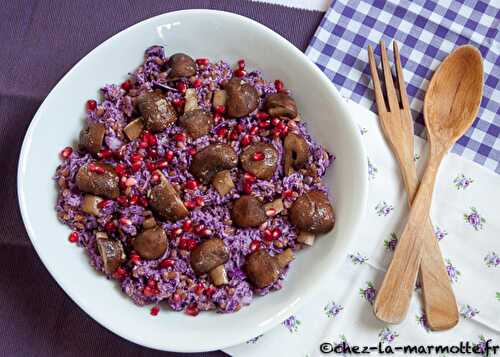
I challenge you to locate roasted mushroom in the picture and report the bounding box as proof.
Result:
[123,117,144,140]
[179,110,214,139]
[75,162,120,199]
[167,53,196,80]
[190,144,238,183]
[224,78,259,118]
[212,89,227,109]
[190,238,230,286]
[81,194,103,216]
[184,88,199,112]
[148,171,188,221]
[289,191,335,234]
[133,226,168,260]
[79,122,106,155]
[231,195,267,228]
[240,142,278,180]
[137,91,177,133]
[263,198,284,216]
[297,231,315,246]
[211,170,234,196]
[283,133,309,176]
[244,249,294,288]
[264,92,298,118]
[96,234,126,275]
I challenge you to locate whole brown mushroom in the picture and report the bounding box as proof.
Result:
[231,195,267,228]
[75,162,120,199]
[167,53,196,80]
[178,109,214,139]
[190,238,230,286]
[137,91,177,133]
[240,142,278,180]
[133,226,168,260]
[79,122,106,155]
[224,78,259,118]
[264,92,298,119]
[189,144,238,183]
[289,190,335,234]
[244,249,294,288]
[148,171,188,221]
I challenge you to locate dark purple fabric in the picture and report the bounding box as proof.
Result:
[0,0,323,355]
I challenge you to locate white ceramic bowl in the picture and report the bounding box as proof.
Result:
[17,10,367,352]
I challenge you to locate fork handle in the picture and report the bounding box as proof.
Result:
[399,154,459,330]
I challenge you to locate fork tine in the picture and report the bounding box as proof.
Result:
[368,45,387,113]
[379,41,400,112]
[393,41,410,110]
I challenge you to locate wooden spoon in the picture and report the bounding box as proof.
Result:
[374,45,483,323]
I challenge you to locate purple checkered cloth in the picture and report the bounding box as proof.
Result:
[306,0,500,173]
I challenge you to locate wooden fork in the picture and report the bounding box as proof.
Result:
[367,41,459,330]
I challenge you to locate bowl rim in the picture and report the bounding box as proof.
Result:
[17,9,367,352]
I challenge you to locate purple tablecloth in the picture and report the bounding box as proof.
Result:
[0,1,323,355]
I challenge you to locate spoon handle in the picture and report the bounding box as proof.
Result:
[374,152,444,323]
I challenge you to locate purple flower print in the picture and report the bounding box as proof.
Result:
[324,301,344,318]
[496,292,500,301]
[446,259,461,283]
[348,252,368,265]
[359,126,368,135]
[375,201,394,216]
[384,233,398,251]
[246,334,262,344]
[359,282,376,305]
[464,207,485,231]
[434,226,448,241]
[460,304,479,319]
[454,174,473,190]
[378,327,399,344]
[484,252,500,268]
[413,153,421,161]
[368,158,378,181]
[416,312,430,333]
[473,335,493,356]
[282,315,300,333]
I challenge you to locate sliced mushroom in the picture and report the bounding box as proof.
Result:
[283,133,309,176]
[79,122,106,155]
[81,194,103,216]
[189,144,238,183]
[96,235,126,275]
[133,226,168,260]
[190,238,230,286]
[211,170,234,196]
[231,195,267,228]
[123,117,144,140]
[137,91,177,133]
[264,92,298,119]
[244,249,294,288]
[297,231,315,246]
[240,142,278,180]
[167,53,196,80]
[212,89,227,109]
[75,162,120,199]
[263,198,284,216]
[178,110,214,139]
[289,191,335,234]
[224,78,259,118]
[148,171,188,221]
[184,88,199,112]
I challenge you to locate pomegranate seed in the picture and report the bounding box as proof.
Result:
[68,231,79,243]
[139,141,149,149]
[113,267,127,280]
[188,147,197,156]
[143,132,157,146]
[184,200,196,210]
[114,163,126,176]
[281,126,289,136]
[121,80,131,91]
[119,217,132,226]
[272,228,281,239]
[60,146,73,159]
[250,240,260,252]
[196,58,209,66]
[172,227,183,236]
[116,195,129,206]
[119,176,128,189]
[195,196,204,207]
[277,122,287,131]
[143,286,154,296]
[274,79,284,92]
[266,208,276,217]
[205,287,216,297]
[252,151,264,161]
[172,98,185,109]
[165,150,175,161]
[237,59,245,69]
[243,182,252,194]
[157,160,169,170]
[263,229,274,241]
[139,197,148,207]
[256,112,269,120]
[214,113,223,124]
[96,149,112,159]
[88,163,103,174]
[97,199,112,209]
[130,254,141,263]
[105,221,116,232]
[150,171,161,184]
[236,123,245,133]
[173,293,182,303]
[192,79,202,88]
[271,117,281,126]
[131,161,142,172]
[129,195,138,205]
[150,306,160,316]
[244,172,256,183]
[272,127,282,138]
[249,126,260,135]
[234,69,246,78]
[176,81,187,93]
[186,179,198,190]
[131,153,143,163]
[215,105,225,114]
[182,220,192,232]
[175,133,186,142]
[200,228,212,237]
[146,161,157,172]
[86,99,97,111]
[259,120,270,128]
[229,130,239,141]
[185,304,199,316]
[147,278,157,288]
[241,134,252,146]
[194,283,205,295]
[147,148,158,159]
[282,189,293,199]
[217,127,228,138]
[178,238,197,250]
[160,259,175,268]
